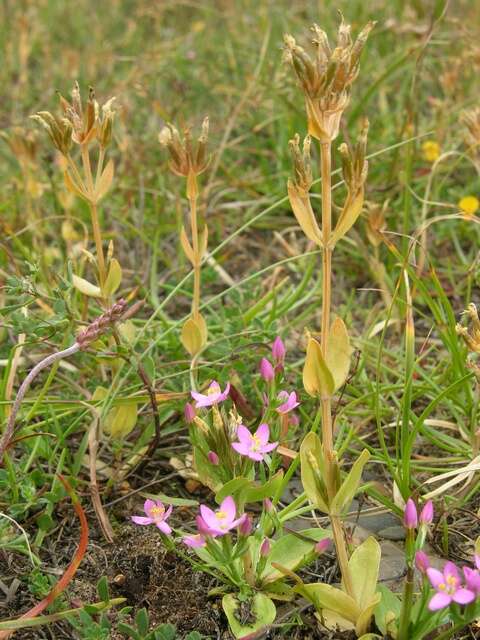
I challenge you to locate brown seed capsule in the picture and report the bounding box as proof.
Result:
[284,16,375,142]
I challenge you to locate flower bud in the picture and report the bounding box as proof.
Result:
[238,514,252,536]
[260,538,271,557]
[263,498,274,513]
[272,337,286,364]
[419,500,434,525]
[415,550,430,574]
[207,451,219,466]
[403,498,418,530]
[184,402,196,424]
[260,357,274,382]
[314,538,332,554]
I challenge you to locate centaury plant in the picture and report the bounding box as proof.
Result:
[282,15,379,636]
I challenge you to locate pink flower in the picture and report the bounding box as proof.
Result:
[231,423,278,461]
[276,391,299,414]
[260,358,274,382]
[427,562,475,611]
[184,402,196,423]
[131,499,172,535]
[415,551,430,574]
[403,498,418,529]
[272,337,285,364]
[191,380,230,409]
[199,496,246,537]
[183,533,206,548]
[419,500,434,525]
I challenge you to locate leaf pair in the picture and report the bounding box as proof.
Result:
[72,258,122,299]
[294,537,381,637]
[303,317,352,398]
[300,432,370,516]
[64,159,114,204]
[180,224,208,266]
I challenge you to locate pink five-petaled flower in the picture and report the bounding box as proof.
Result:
[276,391,299,414]
[231,423,278,462]
[427,562,475,611]
[403,498,418,529]
[131,499,172,535]
[191,380,230,409]
[199,496,246,537]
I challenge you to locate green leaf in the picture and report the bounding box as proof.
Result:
[215,472,284,505]
[135,608,149,635]
[96,576,109,603]
[295,582,361,624]
[72,274,102,298]
[300,432,329,513]
[215,477,251,503]
[104,403,138,439]
[330,448,370,515]
[260,528,330,584]
[374,584,401,639]
[141,492,198,507]
[326,317,353,391]
[102,258,122,298]
[222,593,276,639]
[303,336,334,398]
[356,593,381,636]
[347,536,381,610]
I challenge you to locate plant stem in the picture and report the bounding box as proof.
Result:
[189,194,201,320]
[0,344,80,463]
[319,139,354,599]
[81,145,106,288]
[398,566,414,640]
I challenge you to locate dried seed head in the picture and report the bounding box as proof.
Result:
[30,111,73,156]
[284,16,375,142]
[288,133,312,193]
[462,108,480,156]
[338,118,369,194]
[365,200,388,247]
[457,303,480,354]
[98,97,116,148]
[159,118,210,179]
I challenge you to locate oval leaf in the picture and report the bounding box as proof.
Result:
[72,274,102,298]
[330,448,370,515]
[347,536,381,610]
[95,159,114,202]
[102,258,122,298]
[303,336,334,398]
[222,593,276,639]
[326,317,353,392]
[300,432,329,513]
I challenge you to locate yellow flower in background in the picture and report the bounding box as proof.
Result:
[458,195,479,216]
[422,140,441,163]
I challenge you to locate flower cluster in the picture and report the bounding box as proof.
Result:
[183,496,247,548]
